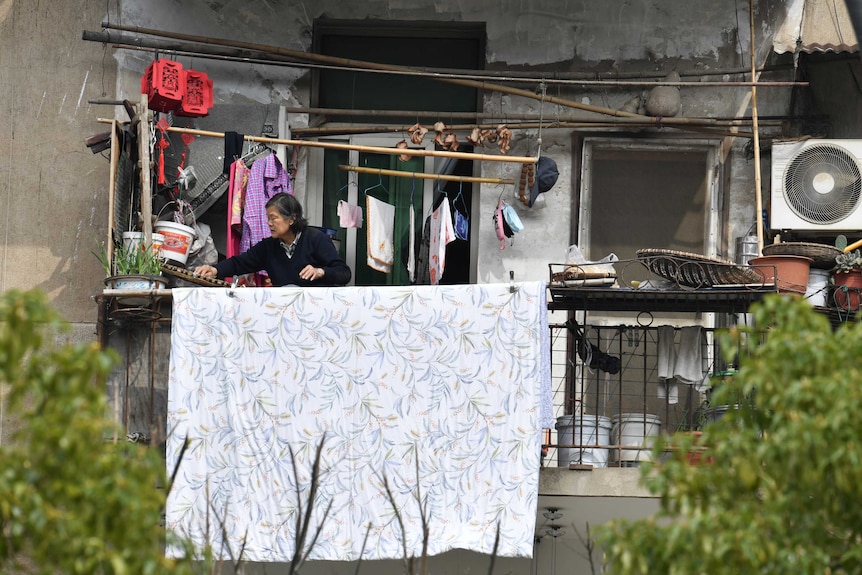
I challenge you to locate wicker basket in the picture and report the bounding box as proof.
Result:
[636,248,763,288]
[760,242,840,270]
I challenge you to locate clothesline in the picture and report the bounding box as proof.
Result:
[96,119,539,164]
[338,164,515,185]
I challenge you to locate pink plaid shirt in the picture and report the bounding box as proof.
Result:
[240,153,292,255]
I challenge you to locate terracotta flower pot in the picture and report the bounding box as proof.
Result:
[832,269,862,311]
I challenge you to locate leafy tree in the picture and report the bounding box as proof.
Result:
[597,294,862,574]
[0,289,200,574]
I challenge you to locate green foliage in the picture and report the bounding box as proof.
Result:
[596,294,862,575]
[0,289,199,574]
[93,239,163,277]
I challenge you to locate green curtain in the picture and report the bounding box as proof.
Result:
[322,150,423,286]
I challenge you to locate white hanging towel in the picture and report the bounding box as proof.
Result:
[675,326,708,385]
[657,325,678,404]
[429,199,456,285]
[407,204,416,282]
[366,195,395,273]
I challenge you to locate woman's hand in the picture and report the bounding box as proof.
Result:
[194,264,217,278]
[299,265,325,282]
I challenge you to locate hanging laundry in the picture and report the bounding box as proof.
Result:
[223,131,244,174]
[337,199,363,228]
[414,216,431,285]
[429,198,456,285]
[366,195,395,273]
[226,158,250,258]
[656,325,710,404]
[407,204,416,282]
[676,326,709,390]
[240,153,292,256]
[453,189,469,241]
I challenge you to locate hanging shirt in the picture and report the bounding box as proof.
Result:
[240,153,292,255]
[429,199,456,285]
[226,159,250,258]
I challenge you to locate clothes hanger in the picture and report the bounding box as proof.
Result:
[363,172,389,198]
[431,180,448,211]
[453,178,468,215]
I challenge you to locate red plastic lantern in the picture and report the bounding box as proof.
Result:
[141,59,185,113]
[176,69,214,117]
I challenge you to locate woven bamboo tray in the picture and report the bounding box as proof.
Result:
[636,249,763,288]
[761,242,841,269]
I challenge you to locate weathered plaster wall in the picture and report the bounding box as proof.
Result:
[110,0,788,287]
[0,1,115,325]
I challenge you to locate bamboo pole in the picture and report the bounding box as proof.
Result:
[338,164,514,185]
[750,0,764,255]
[284,105,789,124]
[97,22,743,132]
[88,27,814,83]
[107,119,119,267]
[97,120,538,164]
[138,95,152,243]
[89,28,807,90]
[294,121,762,139]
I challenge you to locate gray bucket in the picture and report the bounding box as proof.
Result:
[556,414,612,468]
[735,235,759,266]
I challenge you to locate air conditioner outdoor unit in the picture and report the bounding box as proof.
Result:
[771,139,862,231]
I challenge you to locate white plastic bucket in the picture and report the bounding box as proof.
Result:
[122,232,165,255]
[611,413,662,464]
[556,414,612,468]
[154,221,196,264]
[804,269,830,307]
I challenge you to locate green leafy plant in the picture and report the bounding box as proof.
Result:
[0,289,202,574]
[596,294,862,575]
[93,238,162,277]
[834,248,862,274]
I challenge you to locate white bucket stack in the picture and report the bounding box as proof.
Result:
[556,414,612,468]
[804,268,830,307]
[122,231,165,255]
[611,413,661,466]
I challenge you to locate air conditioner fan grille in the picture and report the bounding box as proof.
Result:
[783,144,862,224]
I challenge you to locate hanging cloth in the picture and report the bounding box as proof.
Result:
[223,131,244,174]
[240,153,291,256]
[366,195,395,273]
[429,197,456,285]
[226,158,250,258]
[407,204,416,282]
[337,200,363,228]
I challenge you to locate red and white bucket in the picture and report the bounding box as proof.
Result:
[154,221,196,264]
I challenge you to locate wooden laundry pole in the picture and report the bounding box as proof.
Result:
[750,0,765,255]
[338,165,515,185]
[115,123,539,164]
[98,22,751,133]
[297,121,760,140]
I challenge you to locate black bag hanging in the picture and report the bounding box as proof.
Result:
[564,318,621,375]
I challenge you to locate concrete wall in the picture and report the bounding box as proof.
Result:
[0,0,795,321]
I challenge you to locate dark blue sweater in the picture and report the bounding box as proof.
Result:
[215,227,351,287]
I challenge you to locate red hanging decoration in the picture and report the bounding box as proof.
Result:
[155,118,171,185]
[176,70,214,118]
[141,59,185,113]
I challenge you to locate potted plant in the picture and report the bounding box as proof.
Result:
[831,248,862,311]
[93,238,167,291]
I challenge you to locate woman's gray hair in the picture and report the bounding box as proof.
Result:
[266,193,308,232]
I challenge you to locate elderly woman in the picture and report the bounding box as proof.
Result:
[194,193,351,287]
